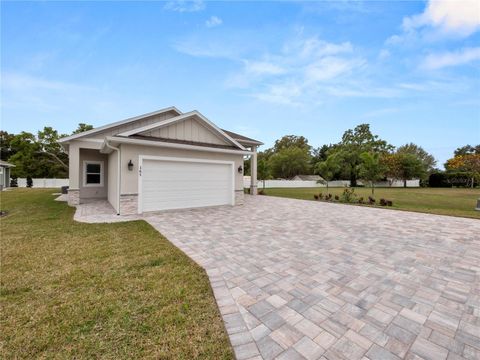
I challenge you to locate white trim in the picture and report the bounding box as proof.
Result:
[82,160,104,187]
[101,136,253,155]
[118,110,246,150]
[59,106,182,143]
[138,155,235,214]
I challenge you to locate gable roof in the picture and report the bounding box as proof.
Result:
[58,106,181,143]
[117,110,247,150]
[222,129,264,146]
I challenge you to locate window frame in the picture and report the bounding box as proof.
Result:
[83,160,104,187]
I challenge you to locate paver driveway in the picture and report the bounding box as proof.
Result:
[144,196,480,360]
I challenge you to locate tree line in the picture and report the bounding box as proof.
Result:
[0,124,93,179]
[246,124,479,191]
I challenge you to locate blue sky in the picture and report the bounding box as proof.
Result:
[1,0,479,167]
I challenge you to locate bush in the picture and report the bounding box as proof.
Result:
[325,194,332,201]
[334,195,339,201]
[386,200,393,206]
[258,189,265,195]
[380,198,387,206]
[314,194,319,200]
[358,197,364,204]
[26,176,33,188]
[10,176,18,187]
[341,188,356,203]
[368,196,375,205]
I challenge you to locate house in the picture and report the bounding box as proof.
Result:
[0,160,15,190]
[292,174,325,182]
[58,107,263,215]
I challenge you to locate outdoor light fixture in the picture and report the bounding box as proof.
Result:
[127,160,134,171]
[238,165,243,173]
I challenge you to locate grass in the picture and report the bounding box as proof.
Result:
[260,187,480,219]
[0,189,233,359]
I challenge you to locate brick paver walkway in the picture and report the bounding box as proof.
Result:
[142,196,480,360]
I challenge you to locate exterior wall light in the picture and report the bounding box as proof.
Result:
[128,160,134,171]
[238,165,243,174]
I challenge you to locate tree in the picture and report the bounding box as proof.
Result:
[454,144,480,156]
[311,144,335,168]
[273,135,311,153]
[37,127,69,173]
[396,143,436,175]
[257,159,270,190]
[358,152,386,195]
[72,123,93,134]
[0,131,16,160]
[445,153,480,188]
[315,153,341,193]
[332,124,393,186]
[396,153,426,188]
[269,147,311,179]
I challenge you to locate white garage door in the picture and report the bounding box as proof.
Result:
[140,157,234,212]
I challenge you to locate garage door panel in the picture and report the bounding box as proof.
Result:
[141,158,233,212]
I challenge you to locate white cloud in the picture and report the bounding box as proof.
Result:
[243,60,286,76]
[164,0,205,13]
[421,47,480,70]
[205,16,222,28]
[378,49,390,60]
[403,0,480,37]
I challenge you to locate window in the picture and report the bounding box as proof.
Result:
[83,161,103,187]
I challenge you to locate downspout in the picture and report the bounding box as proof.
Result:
[104,140,121,215]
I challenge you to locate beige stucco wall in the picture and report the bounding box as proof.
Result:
[120,144,244,195]
[79,149,108,199]
[67,140,103,189]
[107,150,118,211]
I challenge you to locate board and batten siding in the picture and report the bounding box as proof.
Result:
[140,117,229,146]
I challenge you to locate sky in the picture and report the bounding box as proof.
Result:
[1,0,479,168]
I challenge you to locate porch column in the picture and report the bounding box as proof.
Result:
[250,145,257,195]
[68,143,80,205]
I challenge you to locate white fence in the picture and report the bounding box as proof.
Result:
[15,178,69,188]
[244,177,419,189]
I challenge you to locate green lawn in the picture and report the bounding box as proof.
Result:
[0,189,233,359]
[260,187,480,219]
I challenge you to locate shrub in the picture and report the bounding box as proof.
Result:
[258,189,265,195]
[334,195,339,201]
[368,196,375,205]
[10,176,18,187]
[26,176,33,188]
[379,198,387,206]
[318,192,323,199]
[386,200,393,206]
[358,197,364,204]
[341,188,356,203]
[314,194,319,200]
[325,194,332,201]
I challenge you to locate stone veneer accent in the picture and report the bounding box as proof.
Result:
[120,194,138,215]
[68,189,80,206]
[235,190,244,205]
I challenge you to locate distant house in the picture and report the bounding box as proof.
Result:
[0,160,15,190]
[292,174,325,182]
